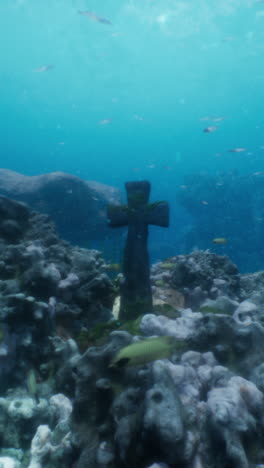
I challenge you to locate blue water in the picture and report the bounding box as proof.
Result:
[2,0,264,268]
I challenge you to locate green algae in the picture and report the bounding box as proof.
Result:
[119,315,143,335]
[119,296,151,321]
[26,368,38,399]
[76,314,144,351]
[146,200,166,211]
[199,306,226,315]
[77,320,121,350]
[160,262,175,270]
[0,325,5,342]
[153,303,181,319]
[154,280,166,287]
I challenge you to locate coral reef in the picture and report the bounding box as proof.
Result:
[0,195,115,393]
[2,196,264,467]
[151,250,240,309]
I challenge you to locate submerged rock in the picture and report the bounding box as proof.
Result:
[0,169,121,245]
[2,197,264,468]
[0,196,115,396]
[0,457,21,468]
[28,394,72,468]
[151,251,240,309]
[142,361,190,465]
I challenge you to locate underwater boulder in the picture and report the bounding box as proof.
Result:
[0,197,29,242]
[0,169,121,245]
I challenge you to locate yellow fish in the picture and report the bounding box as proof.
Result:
[212,237,228,245]
[110,336,177,368]
[105,263,121,272]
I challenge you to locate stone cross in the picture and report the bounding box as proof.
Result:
[107,181,169,321]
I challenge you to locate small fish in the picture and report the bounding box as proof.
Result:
[33,64,54,73]
[112,296,121,319]
[98,119,112,125]
[133,114,144,121]
[27,368,38,400]
[222,36,235,42]
[104,263,121,272]
[212,237,228,245]
[229,148,247,153]
[110,336,177,368]
[147,164,156,169]
[203,126,217,133]
[78,10,112,25]
[212,117,226,122]
[201,200,208,205]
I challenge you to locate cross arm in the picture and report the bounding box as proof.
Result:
[107,204,129,227]
[146,201,169,227]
